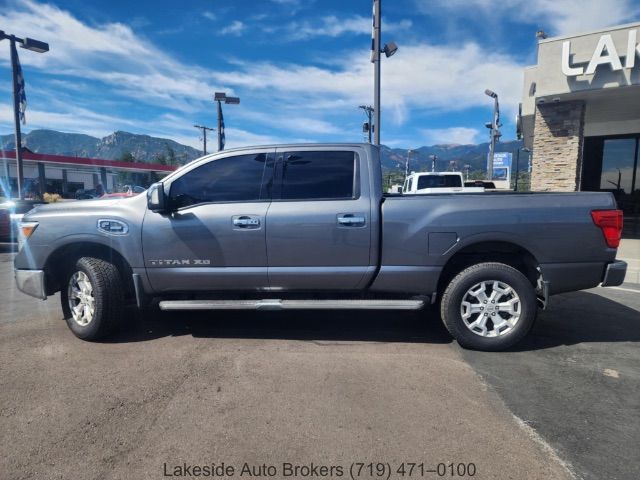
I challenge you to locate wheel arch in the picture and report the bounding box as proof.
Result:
[44,241,134,297]
[437,240,540,298]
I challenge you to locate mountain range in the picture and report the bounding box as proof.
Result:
[0,130,201,165]
[0,129,524,174]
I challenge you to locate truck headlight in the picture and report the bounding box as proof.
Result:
[17,221,38,250]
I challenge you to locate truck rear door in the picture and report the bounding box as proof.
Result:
[265,147,373,290]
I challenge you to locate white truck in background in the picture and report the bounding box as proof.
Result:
[402,172,485,194]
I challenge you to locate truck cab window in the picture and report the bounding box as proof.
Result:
[169,153,271,208]
[417,175,462,189]
[280,151,356,200]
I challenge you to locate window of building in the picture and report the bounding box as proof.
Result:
[583,135,640,226]
[279,151,356,200]
[599,138,637,194]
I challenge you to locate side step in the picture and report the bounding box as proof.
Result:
[158,299,425,311]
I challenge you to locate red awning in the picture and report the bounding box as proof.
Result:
[0,150,178,173]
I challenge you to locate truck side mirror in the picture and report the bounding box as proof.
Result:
[147,182,167,212]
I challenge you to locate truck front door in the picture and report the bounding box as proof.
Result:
[142,149,274,293]
[265,147,373,290]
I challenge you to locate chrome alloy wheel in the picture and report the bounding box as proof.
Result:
[460,280,521,338]
[67,271,95,326]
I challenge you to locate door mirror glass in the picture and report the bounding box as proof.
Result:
[147,182,167,212]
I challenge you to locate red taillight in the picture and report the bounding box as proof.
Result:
[591,210,623,248]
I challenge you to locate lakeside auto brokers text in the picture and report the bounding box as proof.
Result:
[162,461,477,478]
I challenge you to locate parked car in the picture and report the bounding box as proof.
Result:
[14,144,626,350]
[74,188,98,200]
[0,199,44,242]
[101,185,146,199]
[403,172,485,194]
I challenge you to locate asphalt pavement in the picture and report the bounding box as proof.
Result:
[1,244,638,480]
[460,284,640,480]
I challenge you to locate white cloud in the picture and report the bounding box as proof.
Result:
[219,20,246,36]
[420,127,481,145]
[527,0,634,34]
[420,0,636,36]
[0,0,226,111]
[237,110,342,135]
[214,41,524,124]
[0,0,525,150]
[284,15,412,40]
[271,0,301,3]
[0,104,137,138]
[223,128,307,149]
[202,11,217,21]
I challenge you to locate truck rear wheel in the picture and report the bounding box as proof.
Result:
[61,257,124,340]
[440,262,537,351]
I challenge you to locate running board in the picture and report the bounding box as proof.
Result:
[158,299,425,311]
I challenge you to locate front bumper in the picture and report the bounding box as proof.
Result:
[15,269,47,300]
[601,260,627,287]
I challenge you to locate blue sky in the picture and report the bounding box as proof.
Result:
[1,0,639,150]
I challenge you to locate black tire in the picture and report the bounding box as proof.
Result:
[61,256,124,340]
[440,262,537,351]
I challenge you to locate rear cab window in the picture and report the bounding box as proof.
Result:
[417,174,462,189]
[275,150,359,200]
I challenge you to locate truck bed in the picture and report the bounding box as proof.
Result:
[371,191,618,295]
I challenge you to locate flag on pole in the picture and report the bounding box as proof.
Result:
[370,0,377,63]
[11,42,27,124]
[219,103,225,151]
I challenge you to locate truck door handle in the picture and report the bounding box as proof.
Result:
[337,214,366,227]
[232,216,260,228]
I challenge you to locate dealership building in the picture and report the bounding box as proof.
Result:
[521,21,640,220]
[1,150,176,198]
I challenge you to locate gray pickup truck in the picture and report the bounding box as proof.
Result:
[14,143,627,350]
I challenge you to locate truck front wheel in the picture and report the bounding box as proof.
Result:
[440,262,537,351]
[61,257,124,340]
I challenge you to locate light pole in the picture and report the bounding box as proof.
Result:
[214,92,240,152]
[405,149,413,180]
[464,164,471,181]
[193,124,215,156]
[0,31,49,199]
[484,89,501,182]
[359,105,374,143]
[429,154,437,172]
[371,0,397,146]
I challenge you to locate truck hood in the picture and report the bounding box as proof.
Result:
[22,197,138,221]
[30,198,122,213]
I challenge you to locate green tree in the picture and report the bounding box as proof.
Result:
[118,151,136,187]
[154,152,168,165]
[119,151,136,163]
[165,144,177,166]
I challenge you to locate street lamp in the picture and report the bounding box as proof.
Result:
[484,89,501,181]
[371,0,398,146]
[0,31,49,199]
[213,92,240,151]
